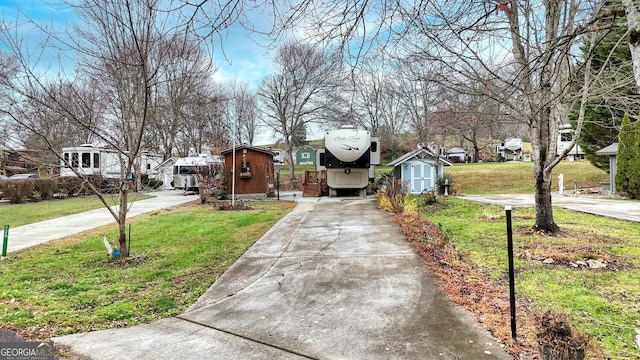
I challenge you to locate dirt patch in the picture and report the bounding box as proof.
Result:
[515,226,633,271]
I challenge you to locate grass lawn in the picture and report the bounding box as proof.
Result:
[0,200,296,341]
[0,194,152,228]
[421,197,640,359]
[445,161,609,194]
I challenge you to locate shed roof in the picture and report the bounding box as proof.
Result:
[387,149,453,167]
[221,144,276,156]
[595,143,617,156]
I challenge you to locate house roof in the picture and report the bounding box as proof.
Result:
[386,149,453,167]
[595,143,617,156]
[221,144,276,156]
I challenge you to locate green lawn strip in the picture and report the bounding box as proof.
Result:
[0,194,153,228]
[422,197,640,359]
[445,161,608,194]
[0,200,296,338]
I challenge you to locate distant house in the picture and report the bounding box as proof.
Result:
[295,145,316,165]
[596,143,618,195]
[387,149,452,194]
[221,144,276,199]
[446,147,469,163]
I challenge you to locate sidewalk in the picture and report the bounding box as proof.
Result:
[461,193,640,223]
[5,190,198,254]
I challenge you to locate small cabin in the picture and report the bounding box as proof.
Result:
[295,145,316,165]
[387,149,452,194]
[221,145,276,199]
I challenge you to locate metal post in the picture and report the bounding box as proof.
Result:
[276,169,280,200]
[2,225,9,258]
[505,205,517,341]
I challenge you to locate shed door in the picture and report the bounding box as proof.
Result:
[411,163,433,194]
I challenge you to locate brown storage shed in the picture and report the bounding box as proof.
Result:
[221,144,276,199]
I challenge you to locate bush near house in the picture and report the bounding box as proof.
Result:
[0,179,36,204]
[0,176,161,204]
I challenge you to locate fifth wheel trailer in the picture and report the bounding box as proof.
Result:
[316,126,380,197]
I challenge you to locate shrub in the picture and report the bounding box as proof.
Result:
[56,176,84,196]
[2,179,35,204]
[377,175,408,213]
[33,178,58,200]
[536,310,587,360]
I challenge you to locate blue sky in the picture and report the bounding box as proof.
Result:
[0,0,281,144]
[0,0,275,87]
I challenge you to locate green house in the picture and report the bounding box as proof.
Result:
[295,145,316,165]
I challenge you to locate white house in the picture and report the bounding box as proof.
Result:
[387,149,452,194]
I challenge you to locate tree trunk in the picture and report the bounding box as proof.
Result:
[286,143,296,180]
[532,107,560,233]
[118,186,129,257]
[533,160,558,233]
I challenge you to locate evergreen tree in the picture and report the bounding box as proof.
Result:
[616,113,640,198]
[572,1,636,170]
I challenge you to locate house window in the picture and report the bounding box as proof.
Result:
[93,153,100,168]
[71,153,79,167]
[301,152,310,159]
[560,132,572,142]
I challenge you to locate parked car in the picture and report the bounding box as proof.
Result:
[8,173,39,179]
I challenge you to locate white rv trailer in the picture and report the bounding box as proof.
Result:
[557,124,585,161]
[316,126,381,197]
[172,155,223,193]
[60,144,162,179]
[496,138,524,161]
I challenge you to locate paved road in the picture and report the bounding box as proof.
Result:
[53,196,510,360]
[4,190,198,254]
[461,193,640,222]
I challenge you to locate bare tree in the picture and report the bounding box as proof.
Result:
[273,0,609,233]
[146,35,218,159]
[0,0,242,256]
[225,79,258,145]
[258,40,341,179]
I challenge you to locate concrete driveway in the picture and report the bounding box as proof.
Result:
[54,197,510,359]
[461,193,640,222]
